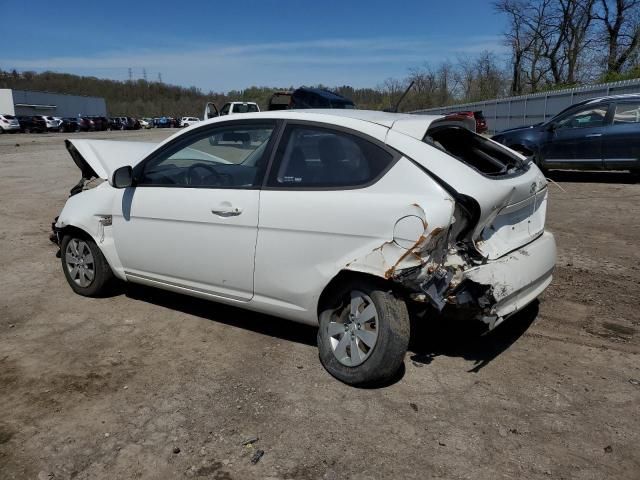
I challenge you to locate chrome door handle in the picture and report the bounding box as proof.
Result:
[585,133,602,137]
[211,206,243,217]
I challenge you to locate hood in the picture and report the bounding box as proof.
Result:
[66,139,157,180]
[494,123,543,136]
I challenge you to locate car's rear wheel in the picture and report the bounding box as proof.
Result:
[60,233,114,297]
[317,278,410,386]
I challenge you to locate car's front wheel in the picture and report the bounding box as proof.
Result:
[317,278,410,386]
[60,233,114,296]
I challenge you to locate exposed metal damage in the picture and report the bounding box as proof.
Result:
[343,198,555,330]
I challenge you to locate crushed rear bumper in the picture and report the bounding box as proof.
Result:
[463,231,556,328]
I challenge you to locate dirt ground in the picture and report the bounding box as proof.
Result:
[1,129,639,480]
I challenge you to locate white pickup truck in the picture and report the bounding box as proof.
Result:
[203,102,260,120]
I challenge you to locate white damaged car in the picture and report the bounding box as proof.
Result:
[54,110,556,385]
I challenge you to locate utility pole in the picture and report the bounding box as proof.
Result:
[128,68,133,82]
[143,68,147,82]
[158,72,162,83]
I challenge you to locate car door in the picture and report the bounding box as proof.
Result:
[603,100,640,170]
[111,120,278,301]
[204,102,219,120]
[541,103,610,169]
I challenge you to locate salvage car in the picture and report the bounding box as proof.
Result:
[492,94,640,175]
[267,88,356,111]
[180,116,201,127]
[17,116,47,133]
[0,114,21,133]
[58,117,80,133]
[38,115,62,131]
[53,110,556,385]
[446,111,487,134]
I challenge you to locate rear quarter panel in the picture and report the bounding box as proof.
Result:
[253,158,455,324]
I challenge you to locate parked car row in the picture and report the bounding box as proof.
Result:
[0,115,148,133]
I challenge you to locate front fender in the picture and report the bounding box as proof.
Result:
[55,184,126,280]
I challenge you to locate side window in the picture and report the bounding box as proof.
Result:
[138,124,275,188]
[268,125,394,188]
[556,105,608,129]
[220,104,230,116]
[613,102,640,125]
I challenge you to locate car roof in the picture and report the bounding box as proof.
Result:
[196,109,444,141]
[584,93,640,105]
[296,87,352,102]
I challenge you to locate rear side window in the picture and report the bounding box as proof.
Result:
[268,125,394,188]
[613,102,640,124]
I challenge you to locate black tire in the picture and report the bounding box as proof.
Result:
[317,278,410,386]
[60,233,114,297]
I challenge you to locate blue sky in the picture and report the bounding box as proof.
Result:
[0,0,508,92]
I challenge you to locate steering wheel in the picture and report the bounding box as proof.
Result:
[187,162,223,186]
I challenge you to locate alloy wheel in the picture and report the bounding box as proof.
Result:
[65,239,95,287]
[327,290,379,367]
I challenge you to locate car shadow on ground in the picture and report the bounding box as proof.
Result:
[123,283,318,347]
[121,283,538,381]
[546,170,637,184]
[408,301,539,373]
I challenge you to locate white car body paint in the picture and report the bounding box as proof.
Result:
[0,114,20,132]
[56,109,556,327]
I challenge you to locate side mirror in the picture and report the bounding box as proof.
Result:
[545,123,557,132]
[111,166,134,188]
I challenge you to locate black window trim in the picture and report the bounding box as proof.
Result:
[261,119,402,191]
[132,118,284,190]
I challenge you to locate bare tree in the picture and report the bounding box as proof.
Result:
[557,0,597,84]
[595,0,640,75]
[497,0,603,90]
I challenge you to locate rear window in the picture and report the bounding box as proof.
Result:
[233,104,258,113]
[424,126,524,177]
